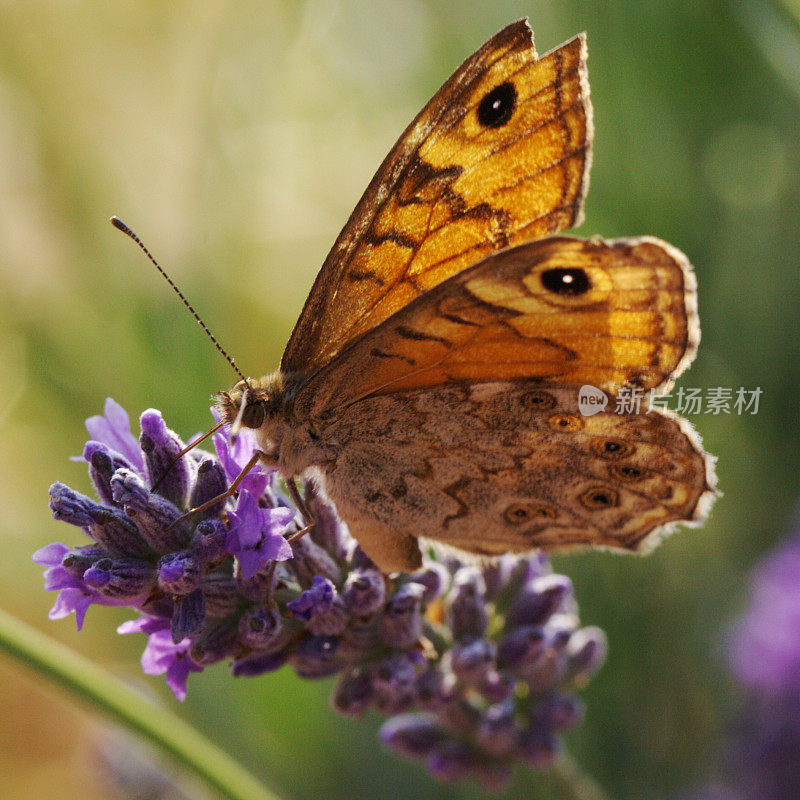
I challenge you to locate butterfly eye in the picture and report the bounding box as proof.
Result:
[541,268,591,297]
[477,82,517,128]
[241,401,265,429]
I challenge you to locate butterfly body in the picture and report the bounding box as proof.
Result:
[214,20,716,573]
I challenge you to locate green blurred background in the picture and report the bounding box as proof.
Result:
[1,1,799,798]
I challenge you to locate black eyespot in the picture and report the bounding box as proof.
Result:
[610,464,645,482]
[520,390,557,411]
[580,487,619,510]
[504,503,556,525]
[541,268,591,297]
[591,439,635,460]
[477,82,517,128]
[548,413,585,432]
[241,402,265,429]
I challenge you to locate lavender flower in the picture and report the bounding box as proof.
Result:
[725,532,800,800]
[682,527,800,800]
[37,400,607,788]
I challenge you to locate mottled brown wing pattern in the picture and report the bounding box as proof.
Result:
[282,20,592,378]
[295,236,698,420]
[320,382,716,571]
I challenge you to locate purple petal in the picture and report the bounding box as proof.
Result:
[85,399,144,472]
[32,542,71,567]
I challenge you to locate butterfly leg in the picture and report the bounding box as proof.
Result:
[167,450,264,530]
[287,478,314,526]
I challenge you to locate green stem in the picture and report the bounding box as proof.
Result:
[548,749,614,800]
[0,607,282,800]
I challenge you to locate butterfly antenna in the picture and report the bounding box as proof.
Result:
[110,216,248,385]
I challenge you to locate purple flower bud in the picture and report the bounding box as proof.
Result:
[426,739,473,782]
[49,482,152,559]
[190,622,239,666]
[447,567,488,641]
[237,605,286,650]
[525,649,567,693]
[332,668,375,717]
[516,727,560,767]
[545,613,579,651]
[231,650,288,677]
[440,696,482,732]
[343,568,385,617]
[110,469,189,553]
[374,653,421,714]
[235,563,278,604]
[339,618,381,658]
[288,534,342,586]
[347,542,376,571]
[157,550,202,595]
[290,635,341,679]
[567,626,608,684]
[83,557,155,599]
[380,582,425,649]
[415,668,457,712]
[189,458,227,517]
[192,519,228,565]
[60,545,108,577]
[530,694,584,730]
[409,562,450,604]
[380,714,446,758]
[477,669,515,703]
[450,639,496,686]
[476,699,519,756]
[139,409,194,509]
[482,553,530,602]
[201,571,244,617]
[83,441,134,507]
[497,625,546,676]
[506,574,573,629]
[82,561,110,589]
[171,587,205,641]
[307,485,349,561]
[287,575,348,635]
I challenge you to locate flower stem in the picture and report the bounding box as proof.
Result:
[0,607,282,800]
[548,749,615,800]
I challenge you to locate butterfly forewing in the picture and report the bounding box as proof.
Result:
[281,20,592,380]
[294,236,698,421]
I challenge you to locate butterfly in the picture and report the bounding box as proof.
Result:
[215,19,717,573]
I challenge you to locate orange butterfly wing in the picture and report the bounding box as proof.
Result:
[281,20,592,379]
[293,236,698,420]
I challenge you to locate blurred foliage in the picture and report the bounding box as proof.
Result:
[1,1,799,799]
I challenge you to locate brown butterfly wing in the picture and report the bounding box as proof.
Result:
[282,20,592,379]
[321,382,716,571]
[293,236,699,421]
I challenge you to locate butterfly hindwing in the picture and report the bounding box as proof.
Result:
[282,20,592,379]
[320,382,715,570]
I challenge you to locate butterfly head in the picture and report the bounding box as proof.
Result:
[214,371,293,448]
